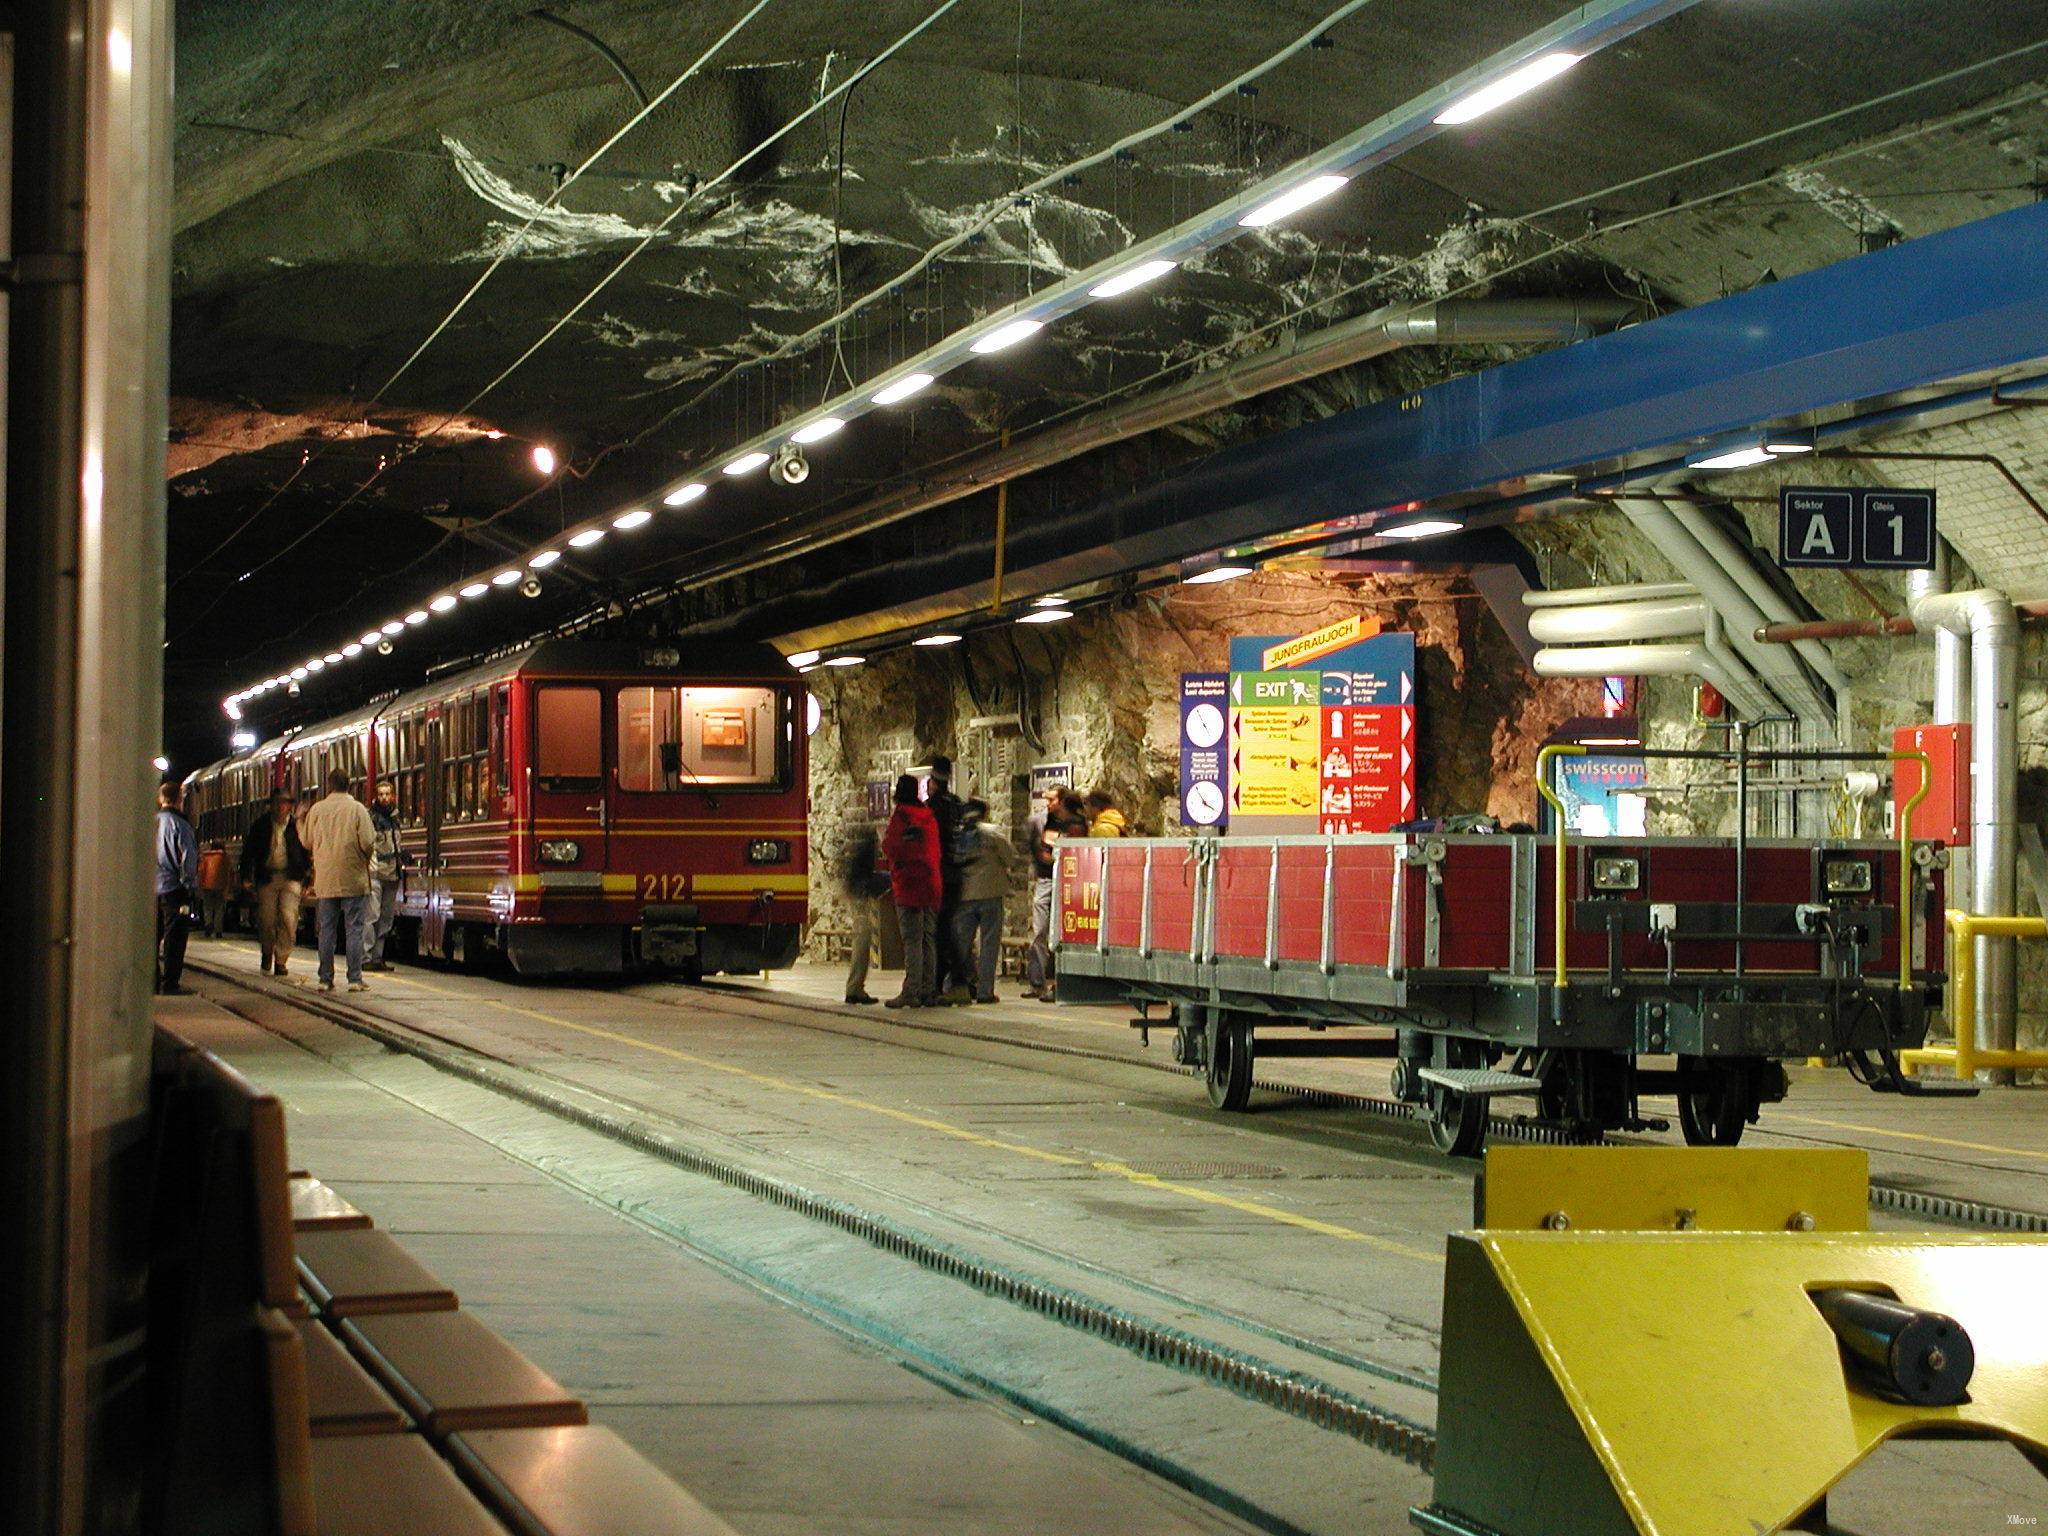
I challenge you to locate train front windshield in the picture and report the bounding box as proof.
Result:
[613,684,793,792]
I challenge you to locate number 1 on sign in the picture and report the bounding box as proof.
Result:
[1887,514,1905,559]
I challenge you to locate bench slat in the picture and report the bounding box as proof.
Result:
[297,1319,409,1437]
[339,1312,586,1438]
[448,1425,740,1536]
[311,1432,509,1536]
[292,1176,372,1233]
[296,1228,458,1318]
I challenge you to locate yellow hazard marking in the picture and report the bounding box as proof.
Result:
[1770,1110,2048,1163]
[373,974,1437,1259]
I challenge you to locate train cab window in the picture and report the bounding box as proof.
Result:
[536,687,603,792]
[617,685,786,790]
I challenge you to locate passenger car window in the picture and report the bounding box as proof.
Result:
[536,687,603,791]
[617,685,785,790]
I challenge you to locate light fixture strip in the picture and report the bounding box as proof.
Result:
[219,0,1698,707]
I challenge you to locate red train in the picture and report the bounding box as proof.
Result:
[184,640,808,977]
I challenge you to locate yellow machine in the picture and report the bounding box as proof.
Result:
[1415,1147,2048,1536]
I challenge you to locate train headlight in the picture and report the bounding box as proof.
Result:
[538,839,581,864]
[1590,855,1641,893]
[1823,857,1874,896]
[746,838,791,865]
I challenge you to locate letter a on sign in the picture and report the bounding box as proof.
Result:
[1801,518,1837,557]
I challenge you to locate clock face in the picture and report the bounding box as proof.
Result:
[1185,779,1226,825]
[1186,702,1225,748]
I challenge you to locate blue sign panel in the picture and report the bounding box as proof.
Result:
[1178,674,1229,828]
[1778,485,1935,569]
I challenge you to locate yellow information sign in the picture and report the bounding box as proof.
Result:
[1229,671,1320,816]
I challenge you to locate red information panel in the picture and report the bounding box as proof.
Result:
[1058,845,1103,944]
[1319,704,1415,833]
[1894,723,1970,845]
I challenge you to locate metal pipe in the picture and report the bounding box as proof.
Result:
[1531,640,1776,722]
[1525,596,1707,645]
[1912,586,2020,1081]
[1521,580,1696,608]
[1909,541,1968,726]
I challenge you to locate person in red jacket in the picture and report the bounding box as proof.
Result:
[882,773,942,1008]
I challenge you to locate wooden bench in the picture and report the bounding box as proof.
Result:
[310,1432,509,1536]
[292,1175,371,1232]
[449,1425,741,1536]
[296,1318,408,1438]
[338,1311,587,1437]
[296,1227,459,1318]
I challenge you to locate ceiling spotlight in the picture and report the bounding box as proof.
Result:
[520,575,543,599]
[460,581,490,598]
[822,655,865,668]
[290,666,309,679]
[483,428,506,441]
[1433,51,1581,126]
[769,443,809,486]
[1379,518,1465,540]
[530,444,558,475]
[287,680,302,695]
[1089,258,1178,298]
[491,569,522,587]
[913,633,963,647]
[785,650,821,668]
[343,643,363,657]
[528,550,561,568]
[1239,173,1349,228]
[724,451,770,476]
[1017,608,1073,625]
[152,755,171,772]
[663,483,706,506]
[970,318,1043,355]
[790,416,844,445]
[230,731,257,751]
[1184,564,1254,585]
[568,528,606,548]
[404,609,429,625]
[380,621,405,635]
[614,509,652,530]
[376,640,393,657]
[359,631,382,647]
[429,594,458,613]
[872,372,934,406]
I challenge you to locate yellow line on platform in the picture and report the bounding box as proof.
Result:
[1772,1111,2048,1163]
[442,993,1437,1259]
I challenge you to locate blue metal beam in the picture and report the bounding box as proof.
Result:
[1081,200,2048,559]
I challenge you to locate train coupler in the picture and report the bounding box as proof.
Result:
[1416,1146,2048,1536]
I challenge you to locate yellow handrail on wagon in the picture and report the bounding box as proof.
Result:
[1535,744,1933,995]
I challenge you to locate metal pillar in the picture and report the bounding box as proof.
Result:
[1,1,173,1530]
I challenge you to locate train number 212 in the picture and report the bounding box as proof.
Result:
[639,873,689,901]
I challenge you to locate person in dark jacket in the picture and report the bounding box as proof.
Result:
[1025,786,1089,1001]
[953,800,1015,1004]
[925,754,967,1001]
[156,782,200,994]
[882,774,943,1008]
[239,789,312,977]
[840,815,889,1005]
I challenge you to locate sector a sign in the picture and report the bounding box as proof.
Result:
[1778,486,1935,570]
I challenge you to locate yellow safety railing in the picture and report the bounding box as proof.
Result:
[1890,749,1930,993]
[1535,743,1587,990]
[1900,911,2048,1078]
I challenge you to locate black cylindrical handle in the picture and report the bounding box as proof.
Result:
[1815,1288,1975,1406]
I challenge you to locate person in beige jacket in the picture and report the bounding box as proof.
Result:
[299,769,377,992]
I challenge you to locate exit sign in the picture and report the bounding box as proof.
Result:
[1779,486,1935,569]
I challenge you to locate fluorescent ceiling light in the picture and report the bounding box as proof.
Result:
[290,666,309,679]
[380,621,405,635]
[785,649,821,668]
[724,452,770,475]
[359,632,382,647]
[663,482,706,506]
[528,549,562,568]
[970,318,1043,354]
[1433,51,1581,125]
[1238,173,1349,228]
[1379,518,1465,540]
[822,655,865,667]
[153,754,171,771]
[323,651,344,663]
[913,633,962,647]
[343,643,363,657]
[530,444,557,475]
[1763,439,1815,455]
[1689,446,1777,471]
[491,569,522,587]
[1089,258,1178,298]
[790,416,844,445]
[429,594,458,613]
[404,609,429,625]
[459,581,489,598]
[872,372,934,405]
[613,508,653,530]
[306,658,326,672]
[1017,608,1073,625]
[568,528,606,548]
[1032,595,1068,607]
[1184,565,1253,586]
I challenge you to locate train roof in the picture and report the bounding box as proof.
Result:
[185,637,794,786]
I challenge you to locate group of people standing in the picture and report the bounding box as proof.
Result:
[842,757,1127,1010]
[154,773,405,995]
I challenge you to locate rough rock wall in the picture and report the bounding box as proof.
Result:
[803,568,1601,953]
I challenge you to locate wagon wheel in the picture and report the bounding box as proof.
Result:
[1205,1016,1254,1111]
[1678,1059,1756,1146]
[1426,1085,1487,1157]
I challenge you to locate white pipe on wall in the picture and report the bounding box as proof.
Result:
[1531,640,1776,720]
[1521,580,1697,609]
[1526,596,1708,646]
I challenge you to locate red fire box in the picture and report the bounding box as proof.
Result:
[1894,723,1971,846]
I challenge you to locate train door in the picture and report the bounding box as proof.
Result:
[531,684,610,877]
[421,711,449,956]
